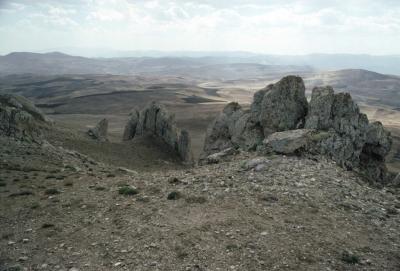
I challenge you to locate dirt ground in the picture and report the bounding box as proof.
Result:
[1,125,400,270]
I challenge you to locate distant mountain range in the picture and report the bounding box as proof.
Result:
[1,51,400,76]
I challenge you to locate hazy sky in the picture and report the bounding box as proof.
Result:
[0,0,399,55]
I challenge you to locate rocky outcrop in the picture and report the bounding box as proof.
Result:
[304,87,392,183]
[202,102,263,158]
[125,102,194,165]
[258,76,308,135]
[122,109,140,141]
[87,118,108,142]
[202,76,308,158]
[202,76,393,184]
[0,94,48,142]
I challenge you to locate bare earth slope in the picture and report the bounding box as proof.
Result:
[1,134,400,270]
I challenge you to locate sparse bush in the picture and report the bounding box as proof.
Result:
[41,223,55,229]
[168,177,180,184]
[341,251,360,264]
[44,188,60,195]
[167,191,181,200]
[94,186,106,191]
[31,202,40,209]
[118,186,138,196]
[0,183,6,187]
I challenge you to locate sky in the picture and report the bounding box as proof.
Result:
[0,0,399,55]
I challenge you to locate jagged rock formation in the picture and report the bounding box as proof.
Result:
[202,102,264,158]
[258,76,308,135]
[0,94,48,142]
[87,118,108,142]
[202,76,308,158]
[124,102,194,165]
[202,76,393,184]
[304,87,392,183]
[122,108,140,141]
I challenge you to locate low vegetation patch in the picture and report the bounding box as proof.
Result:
[167,191,182,200]
[341,251,360,264]
[118,185,138,196]
[44,188,60,195]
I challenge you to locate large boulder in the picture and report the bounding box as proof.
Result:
[87,118,108,142]
[259,76,308,135]
[122,108,140,141]
[134,101,194,165]
[0,94,48,142]
[262,129,316,155]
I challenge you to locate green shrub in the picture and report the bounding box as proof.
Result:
[167,191,181,200]
[341,251,360,264]
[118,186,138,196]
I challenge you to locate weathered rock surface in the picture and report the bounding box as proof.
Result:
[0,94,48,142]
[122,108,140,141]
[203,76,393,184]
[258,76,308,135]
[87,118,108,142]
[202,102,263,160]
[131,101,194,165]
[200,147,239,165]
[203,76,307,158]
[263,129,316,155]
[305,87,392,183]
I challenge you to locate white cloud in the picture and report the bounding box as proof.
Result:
[0,0,399,54]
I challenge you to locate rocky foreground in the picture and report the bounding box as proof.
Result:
[1,135,400,271]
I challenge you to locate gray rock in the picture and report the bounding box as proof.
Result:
[305,87,392,183]
[122,108,140,141]
[304,86,335,130]
[259,76,308,135]
[392,173,400,187]
[87,118,108,142]
[243,157,270,170]
[202,102,263,157]
[0,94,48,142]
[202,76,392,184]
[263,129,316,154]
[136,101,194,165]
[201,147,238,165]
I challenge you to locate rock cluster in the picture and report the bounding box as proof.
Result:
[123,101,194,165]
[202,76,392,184]
[202,76,307,158]
[0,94,48,142]
[87,118,108,142]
